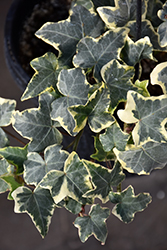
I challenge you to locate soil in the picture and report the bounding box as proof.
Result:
[18,0,70,77]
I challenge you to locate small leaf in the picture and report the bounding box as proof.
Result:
[83,160,125,203]
[36,5,104,66]
[24,144,69,185]
[109,185,152,223]
[157,2,167,47]
[72,0,94,11]
[64,197,82,214]
[0,145,28,174]
[74,204,110,244]
[114,141,167,174]
[51,68,90,135]
[73,28,128,82]
[121,36,155,66]
[0,97,16,126]
[0,159,10,194]
[12,186,55,238]
[150,61,167,94]
[21,53,62,100]
[39,152,92,204]
[69,85,115,133]
[0,128,9,148]
[13,93,62,152]
[146,0,163,27]
[134,79,150,97]
[99,121,130,152]
[118,90,167,146]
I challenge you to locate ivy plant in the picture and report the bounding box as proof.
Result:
[1,0,167,244]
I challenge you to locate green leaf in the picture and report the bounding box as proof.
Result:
[134,79,150,97]
[157,2,167,47]
[0,159,10,193]
[150,61,167,94]
[97,0,147,28]
[146,0,163,27]
[12,186,55,238]
[0,145,28,174]
[72,0,94,11]
[36,5,104,66]
[127,20,167,51]
[101,59,136,109]
[118,90,167,146]
[121,36,155,66]
[0,97,16,126]
[73,28,128,82]
[91,136,115,161]
[39,152,92,204]
[64,197,82,214]
[0,128,9,148]
[24,144,69,185]
[114,140,167,174]
[99,121,130,152]
[74,204,110,244]
[92,0,115,8]
[83,160,125,202]
[21,53,62,101]
[51,68,90,135]
[13,93,62,152]
[109,185,152,223]
[69,85,115,133]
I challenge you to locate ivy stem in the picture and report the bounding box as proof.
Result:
[72,129,84,152]
[2,128,26,146]
[117,183,122,193]
[134,0,142,82]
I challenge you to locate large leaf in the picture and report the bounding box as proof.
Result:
[73,28,128,82]
[69,85,115,133]
[0,128,9,148]
[74,204,110,244]
[39,152,92,204]
[121,36,155,66]
[35,5,104,66]
[0,145,28,174]
[24,144,69,185]
[118,90,167,146]
[0,97,16,126]
[51,68,90,135]
[97,0,147,28]
[109,185,152,223]
[150,61,167,94]
[99,121,130,152]
[101,59,136,109]
[114,140,167,174]
[12,186,55,238]
[83,160,125,203]
[21,53,62,101]
[157,2,167,47]
[13,93,62,152]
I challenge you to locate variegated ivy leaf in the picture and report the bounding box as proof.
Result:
[64,197,82,214]
[24,144,69,186]
[13,93,62,152]
[12,186,55,238]
[0,159,23,200]
[100,121,130,152]
[51,68,90,135]
[109,185,151,223]
[71,0,94,11]
[146,0,163,27]
[114,141,167,174]
[157,2,167,47]
[91,136,115,161]
[74,204,110,244]
[69,85,115,133]
[0,97,16,126]
[118,90,167,146]
[73,28,128,82]
[39,152,92,204]
[36,5,104,66]
[21,53,62,101]
[121,36,155,66]
[83,160,125,203]
[127,20,167,51]
[0,128,9,148]
[150,61,167,94]
[101,59,136,110]
[0,145,28,174]
[97,0,147,28]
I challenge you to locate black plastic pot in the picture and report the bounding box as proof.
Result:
[4,0,69,91]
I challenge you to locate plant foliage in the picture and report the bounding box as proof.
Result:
[1,0,167,244]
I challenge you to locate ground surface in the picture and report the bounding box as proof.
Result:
[0,1,167,249]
